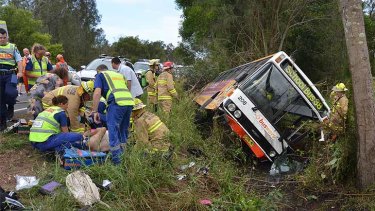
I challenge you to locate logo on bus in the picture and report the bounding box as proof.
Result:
[255,113,277,139]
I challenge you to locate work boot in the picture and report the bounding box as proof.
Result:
[0,119,6,132]
[7,105,14,121]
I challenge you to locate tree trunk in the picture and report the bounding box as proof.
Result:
[339,0,375,189]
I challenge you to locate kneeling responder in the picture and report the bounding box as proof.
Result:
[132,99,171,153]
[323,82,349,140]
[156,61,178,113]
[42,81,94,133]
[29,95,85,152]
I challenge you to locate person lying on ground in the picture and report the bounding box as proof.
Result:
[83,127,109,152]
[29,95,85,153]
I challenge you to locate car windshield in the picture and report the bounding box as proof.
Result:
[239,63,316,135]
[134,63,149,71]
[86,59,114,71]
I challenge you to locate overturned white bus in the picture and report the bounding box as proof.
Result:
[195,51,330,162]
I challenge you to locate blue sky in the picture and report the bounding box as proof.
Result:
[96,0,183,46]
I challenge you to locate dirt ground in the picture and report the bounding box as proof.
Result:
[0,112,46,191]
[0,143,46,190]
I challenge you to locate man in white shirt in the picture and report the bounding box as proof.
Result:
[111,57,143,98]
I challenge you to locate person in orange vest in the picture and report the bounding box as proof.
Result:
[20,48,31,93]
[24,43,53,90]
[156,61,178,114]
[55,54,69,85]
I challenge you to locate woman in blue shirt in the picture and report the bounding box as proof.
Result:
[29,95,85,152]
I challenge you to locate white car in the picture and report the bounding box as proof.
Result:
[77,55,134,81]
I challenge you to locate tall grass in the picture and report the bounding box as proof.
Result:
[17,83,273,210]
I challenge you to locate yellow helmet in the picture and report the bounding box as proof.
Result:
[332,83,348,92]
[149,59,157,66]
[81,81,94,93]
[133,98,146,110]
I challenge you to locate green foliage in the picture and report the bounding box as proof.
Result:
[32,0,104,67]
[0,134,29,153]
[112,36,168,63]
[0,5,57,52]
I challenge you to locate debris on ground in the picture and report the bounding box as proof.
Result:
[180,161,195,171]
[66,171,110,208]
[176,174,187,181]
[199,199,212,206]
[40,181,62,195]
[15,175,39,191]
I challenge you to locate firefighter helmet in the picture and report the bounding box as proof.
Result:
[133,98,146,110]
[332,83,348,92]
[81,81,94,93]
[163,61,174,70]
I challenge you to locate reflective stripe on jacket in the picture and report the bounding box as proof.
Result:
[134,110,170,152]
[145,70,156,96]
[28,55,49,85]
[29,106,63,142]
[329,94,349,132]
[0,43,16,66]
[102,71,134,106]
[156,71,177,101]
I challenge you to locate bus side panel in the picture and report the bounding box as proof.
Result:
[226,114,266,159]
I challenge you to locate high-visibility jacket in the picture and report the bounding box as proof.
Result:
[134,110,170,152]
[42,85,85,133]
[29,106,63,142]
[329,94,349,133]
[156,71,178,101]
[102,71,134,106]
[28,55,49,86]
[0,43,16,66]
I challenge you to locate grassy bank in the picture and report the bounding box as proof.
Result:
[5,88,274,210]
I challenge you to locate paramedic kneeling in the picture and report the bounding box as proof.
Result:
[29,95,85,152]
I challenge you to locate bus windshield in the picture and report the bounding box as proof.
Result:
[239,63,316,136]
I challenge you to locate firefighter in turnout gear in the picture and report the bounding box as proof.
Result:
[132,99,171,153]
[324,82,349,140]
[146,59,158,112]
[156,61,178,113]
[42,81,94,133]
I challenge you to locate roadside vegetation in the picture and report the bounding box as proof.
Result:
[0,82,374,210]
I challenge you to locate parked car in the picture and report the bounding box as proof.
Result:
[77,55,133,81]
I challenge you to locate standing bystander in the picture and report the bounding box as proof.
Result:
[111,57,143,99]
[55,54,69,85]
[25,43,53,90]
